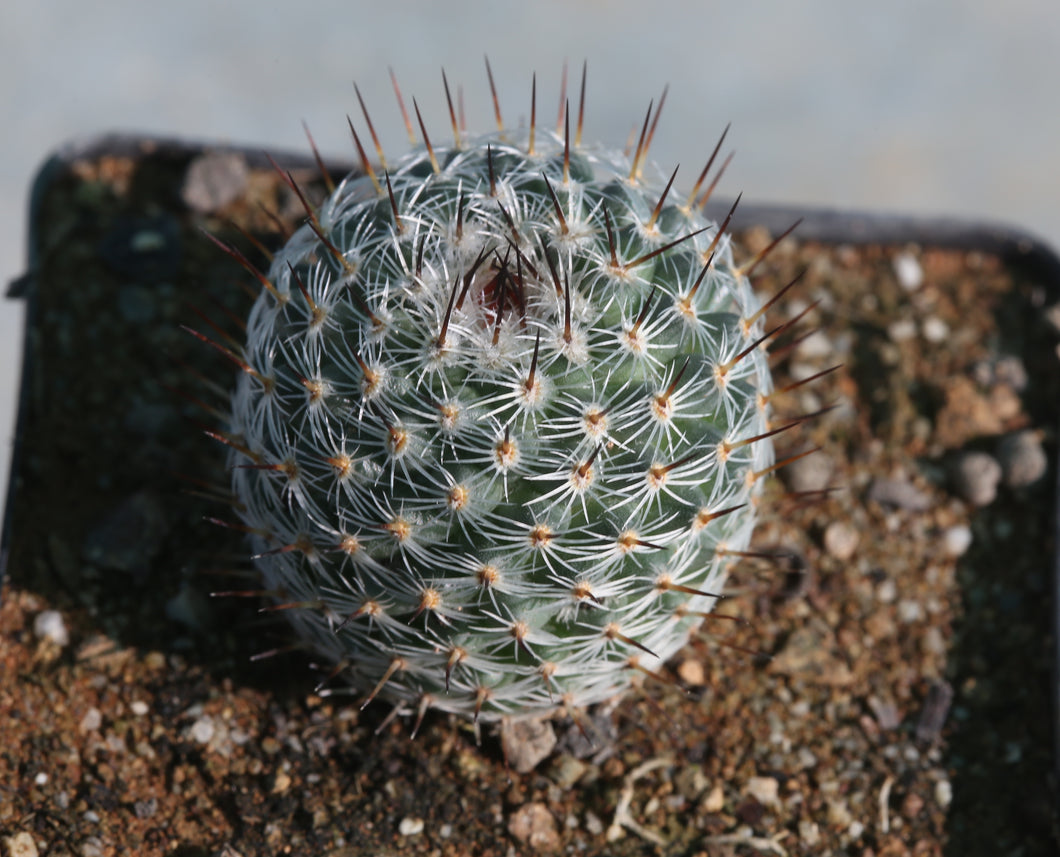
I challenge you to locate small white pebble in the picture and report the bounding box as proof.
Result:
[998,430,1048,488]
[80,839,104,857]
[500,717,557,774]
[398,817,425,836]
[935,779,953,808]
[745,776,780,807]
[783,451,835,493]
[34,772,48,786]
[921,316,950,343]
[893,252,924,291]
[584,810,604,835]
[942,525,973,557]
[994,355,1028,391]
[79,708,102,734]
[823,521,860,560]
[798,820,820,846]
[130,700,149,717]
[877,578,897,604]
[702,783,725,812]
[921,626,946,657]
[438,824,453,839]
[827,800,852,827]
[848,820,865,839]
[887,318,917,343]
[33,610,69,647]
[897,599,924,623]
[271,770,291,794]
[3,832,39,857]
[788,361,822,383]
[83,810,100,824]
[952,452,1002,507]
[190,716,215,745]
[794,330,833,360]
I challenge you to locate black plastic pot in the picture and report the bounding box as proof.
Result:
[2,134,1058,852]
[6,134,1058,581]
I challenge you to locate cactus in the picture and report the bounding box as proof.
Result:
[222,65,784,726]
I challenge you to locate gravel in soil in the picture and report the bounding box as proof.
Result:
[1,145,1058,856]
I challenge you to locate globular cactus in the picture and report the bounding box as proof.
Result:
[221,65,786,727]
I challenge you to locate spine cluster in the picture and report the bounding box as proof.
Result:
[224,71,777,723]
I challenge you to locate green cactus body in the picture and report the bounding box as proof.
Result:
[228,86,775,722]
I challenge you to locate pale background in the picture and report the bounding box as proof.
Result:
[2,0,1059,520]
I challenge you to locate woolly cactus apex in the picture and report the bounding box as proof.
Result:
[225,67,780,724]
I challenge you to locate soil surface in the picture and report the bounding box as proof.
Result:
[1,142,1057,856]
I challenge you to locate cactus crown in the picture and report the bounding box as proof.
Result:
[227,67,775,724]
